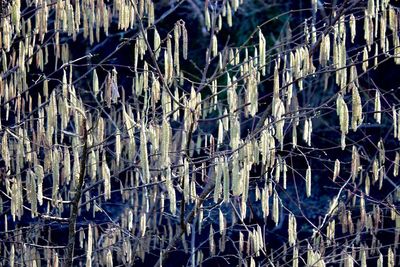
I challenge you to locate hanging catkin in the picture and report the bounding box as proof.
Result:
[52,148,60,205]
[349,14,356,43]
[222,156,230,203]
[394,152,399,177]
[102,151,111,200]
[351,146,360,179]
[388,247,394,267]
[337,94,349,149]
[209,225,215,256]
[212,34,218,57]
[374,90,381,124]
[288,213,297,246]
[351,81,362,131]
[306,164,311,197]
[333,159,340,181]
[154,28,161,59]
[115,128,121,167]
[182,23,188,60]
[231,152,242,196]
[86,224,93,267]
[140,123,150,183]
[213,158,222,203]
[272,191,279,226]
[35,165,44,206]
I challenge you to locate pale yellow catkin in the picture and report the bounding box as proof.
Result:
[333,159,340,181]
[140,123,150,184]
[351,83,362,131]
[393,106,397,138]
[288,213,297,246]
[292,246,298,267]
[182,23,188,60]
[306,165,311,197]
[362,47,369,72]
[388,247,394,267]
[394,152,399,177]
[93,69,99,95]
[212,34,218,57]
[86,224,93,267]
[337,94,349,149]
[209,225,215,256]
[374,90,381,124]
[377,251,383,267]
[102,152,111,200]
[115,128,121,167]
[154,28,161,59]
[272,191,279,226]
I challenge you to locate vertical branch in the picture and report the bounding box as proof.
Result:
[154,179,215,267]
[65,118,89,267]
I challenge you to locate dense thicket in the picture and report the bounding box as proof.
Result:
[0,0,400,266]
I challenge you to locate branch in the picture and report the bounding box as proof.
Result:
[153,178,215,267]
[65,118,89,267]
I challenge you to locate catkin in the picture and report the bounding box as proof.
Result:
[333,159,340,181]
[86,224,93,267]
[52,149,60,205]
[209,225,215,256]
[182,23,188,60]
[102,151,111,200]
[388,247,394,267]
[140,123,150,183]
[306,165,311,197]
[261,187,269,218]
[393,106,397,138]
[351,82,362,131]
[35,165,44,206]
[154,28,161,59]
[394,152,399,177]
[93,69,99,95]
[272,191,279,226]
[349,14,356,43]
[374,90,381,124]
[212,34,218,57]
[377,252,383,267]
[115,128,121,167]
[337,94,349,149]
[288,213,297,246]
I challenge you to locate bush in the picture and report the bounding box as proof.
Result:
[0,0,399,266]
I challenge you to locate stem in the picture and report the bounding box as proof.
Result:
[65,119,89,267]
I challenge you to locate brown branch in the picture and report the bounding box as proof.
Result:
[153,178,215,267]
[65,118,89,267]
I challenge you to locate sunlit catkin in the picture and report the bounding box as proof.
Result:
[102,152,111,200]
[388,247,394,267]
[93,69,99,95]
[333,159,340,181]
[86,224,93,267]
[288,213,297,246]
[272,191,280,226]
[350,14,356,43]
[351,83,362,131]
[138,124,150,184]
[212,34,218,57]
[182,23,188,60]
[306,165,311,197]
[374,90,381,124]
[337,94,349,149]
